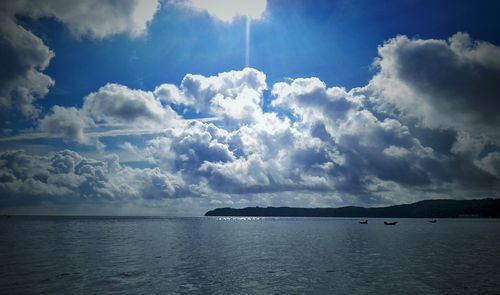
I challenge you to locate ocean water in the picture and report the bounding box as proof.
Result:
[1,217,500,294]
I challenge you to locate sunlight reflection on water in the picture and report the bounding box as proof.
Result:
[216,217,265,221]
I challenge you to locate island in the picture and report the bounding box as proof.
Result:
[205,199,500,218]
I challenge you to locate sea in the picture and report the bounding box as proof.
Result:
[1,216,500,294]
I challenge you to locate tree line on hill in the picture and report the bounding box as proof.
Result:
[205,199,500,218]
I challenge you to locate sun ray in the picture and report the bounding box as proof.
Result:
[245,16,251,67]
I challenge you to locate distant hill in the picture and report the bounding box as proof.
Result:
[205,199,500,218]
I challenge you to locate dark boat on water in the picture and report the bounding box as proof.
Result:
[384,221,398,225]
[359,220,368,224]
[428,220,437,223]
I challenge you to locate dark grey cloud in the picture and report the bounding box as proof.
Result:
[370,33,500,139]
[0,14,54,118]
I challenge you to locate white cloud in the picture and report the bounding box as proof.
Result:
[0,149,188,209]
[34,68,269,144]
[83,83,180,127]
[383,146,411,158]
[272,77,363,118]
[272,77,364,141]
[39,106,93,144]
[475,152,500,179]
[36,83,184,146]
[183,0,267,22]
[22,59,500,214]
[150,121,235,171]
[154,83,190,105]
[0,0,160,118]
[450,131,486,157]
[3,0,159,39]
[180,68,267,124]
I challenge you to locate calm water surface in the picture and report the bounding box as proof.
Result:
[1,217,500,294]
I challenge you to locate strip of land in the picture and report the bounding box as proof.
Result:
[205,199,500,218]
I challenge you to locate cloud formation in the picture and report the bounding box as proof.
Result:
[39,106,92,143]
[180,68,267,124]
[0,149,187,208]
[2,33,500,214]
[2,0,159,39]
[369,33,500,140]
[83,83,179,127]
[37,68,267,144]
[0,0,160,117]
[38,83,182,144]
[0,13,54,118]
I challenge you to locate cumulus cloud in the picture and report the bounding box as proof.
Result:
[82,83,179,127]
[271,76,442,200]
[39,106,92,143]
[0,0,160,118]
[1,0,159,39]
[369,33,500,140]
[3,33,500,214]
[0,149,187,208]
[38,69,268,142]
[271,77,364,142]
[359,33,500,200]
[0,14,55,118]
[144,121,235,172]
[38,83,182,143]
[180,68,267,124]
[272,77,363,120]
[154,83,190,105]
[475,152,500,179]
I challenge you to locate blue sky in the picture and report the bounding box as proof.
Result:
[1,0,500,215]
[23,0,500,112]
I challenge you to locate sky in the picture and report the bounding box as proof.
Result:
[1,0,500,216]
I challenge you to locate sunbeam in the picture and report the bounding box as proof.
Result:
[245,16,251,67]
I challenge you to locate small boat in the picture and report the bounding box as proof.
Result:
[384,221,398,225]
[428,220,437,223]
[359,220,368,224]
